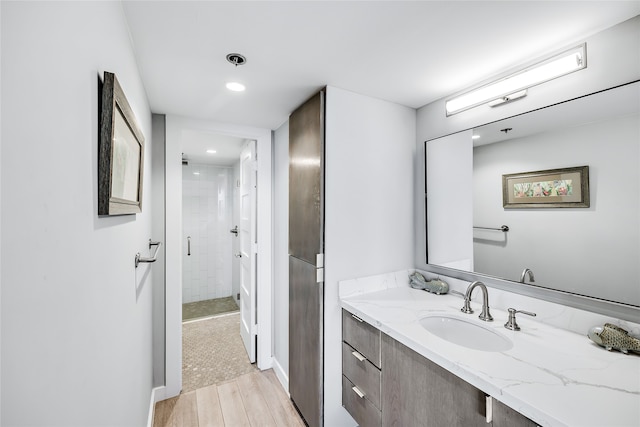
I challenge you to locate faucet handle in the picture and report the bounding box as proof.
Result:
[460,299,474,314]
[504,308,537,331]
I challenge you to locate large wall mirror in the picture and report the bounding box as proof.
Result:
[425,80,639,317]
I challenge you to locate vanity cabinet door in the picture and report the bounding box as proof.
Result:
[491,397,539,427]
[342,309,381,368]
[342,309,382,425]
[381,333,487,427]
[342,342,381,409]
[342,375,382,427]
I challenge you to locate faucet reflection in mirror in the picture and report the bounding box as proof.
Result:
[426,81,640,308]
[519,268,535,284]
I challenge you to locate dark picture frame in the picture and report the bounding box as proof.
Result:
[98,71,145,215]
[502,166,590,209]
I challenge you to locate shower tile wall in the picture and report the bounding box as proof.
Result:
[183,163,233,303]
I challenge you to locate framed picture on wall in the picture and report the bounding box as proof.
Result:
[502,166,590,209]
[98,71,145,215]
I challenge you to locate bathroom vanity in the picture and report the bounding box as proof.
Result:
[339,270,640,427]
[342,309,536,426]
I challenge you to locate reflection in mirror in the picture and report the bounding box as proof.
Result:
[426,81,639,307]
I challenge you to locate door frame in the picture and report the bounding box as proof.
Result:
[164,116,272,398]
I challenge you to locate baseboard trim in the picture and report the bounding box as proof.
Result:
[147,386,166,427]
[272,357,289,396]
[259,354,274,371]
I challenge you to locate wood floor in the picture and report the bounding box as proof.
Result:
[153,369,305,427]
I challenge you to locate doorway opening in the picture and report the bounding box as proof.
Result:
[180,132,256,392]
[163,116,272,399]
[180,131,244,319]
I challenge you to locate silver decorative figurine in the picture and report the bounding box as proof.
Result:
[588,323,640,354]
[409,272,449,295]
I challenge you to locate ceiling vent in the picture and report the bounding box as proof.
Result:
[226,53,247,67]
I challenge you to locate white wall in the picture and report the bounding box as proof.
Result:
[324,86,416,426]
[151,114,166,388]
[1,2,154,425]
[416,15,640,270]
[0,1,3,420]
[473,113,639,305]
[232,160,241,307]
[272,123,290,388]
[426,130,473,270]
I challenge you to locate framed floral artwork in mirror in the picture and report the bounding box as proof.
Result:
[502,165,589,208]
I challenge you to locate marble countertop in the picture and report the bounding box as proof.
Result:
[340,275,640,426]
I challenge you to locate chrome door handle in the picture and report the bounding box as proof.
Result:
[187,236,191,256]
[235,252,242,258]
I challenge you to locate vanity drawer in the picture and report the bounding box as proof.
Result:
[342,375,381,427]
[342,342,381,409]
[342,309,381,368]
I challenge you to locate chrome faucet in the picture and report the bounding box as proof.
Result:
[461,281,493,321]
[519,268,535,283]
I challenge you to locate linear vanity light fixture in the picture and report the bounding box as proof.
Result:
[445,44,586,116]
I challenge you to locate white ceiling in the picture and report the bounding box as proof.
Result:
[471,81,640,147]
[122,1,640,131]
[181,130,246,166]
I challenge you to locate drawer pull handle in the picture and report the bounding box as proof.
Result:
[352,386,365,399]
[486,396,493,423]
[351,314,364,323]
[351,350,366,362]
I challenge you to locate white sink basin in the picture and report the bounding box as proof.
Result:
[420,315,513,352]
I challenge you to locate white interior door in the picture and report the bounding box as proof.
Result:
[239,140,257,363]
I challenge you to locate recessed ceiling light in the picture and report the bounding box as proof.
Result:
[472,135,480,140]
[193,172,200,175]
[226,82,246,92]
[206,149,217,154]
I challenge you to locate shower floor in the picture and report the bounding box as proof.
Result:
[182,296,239,322]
